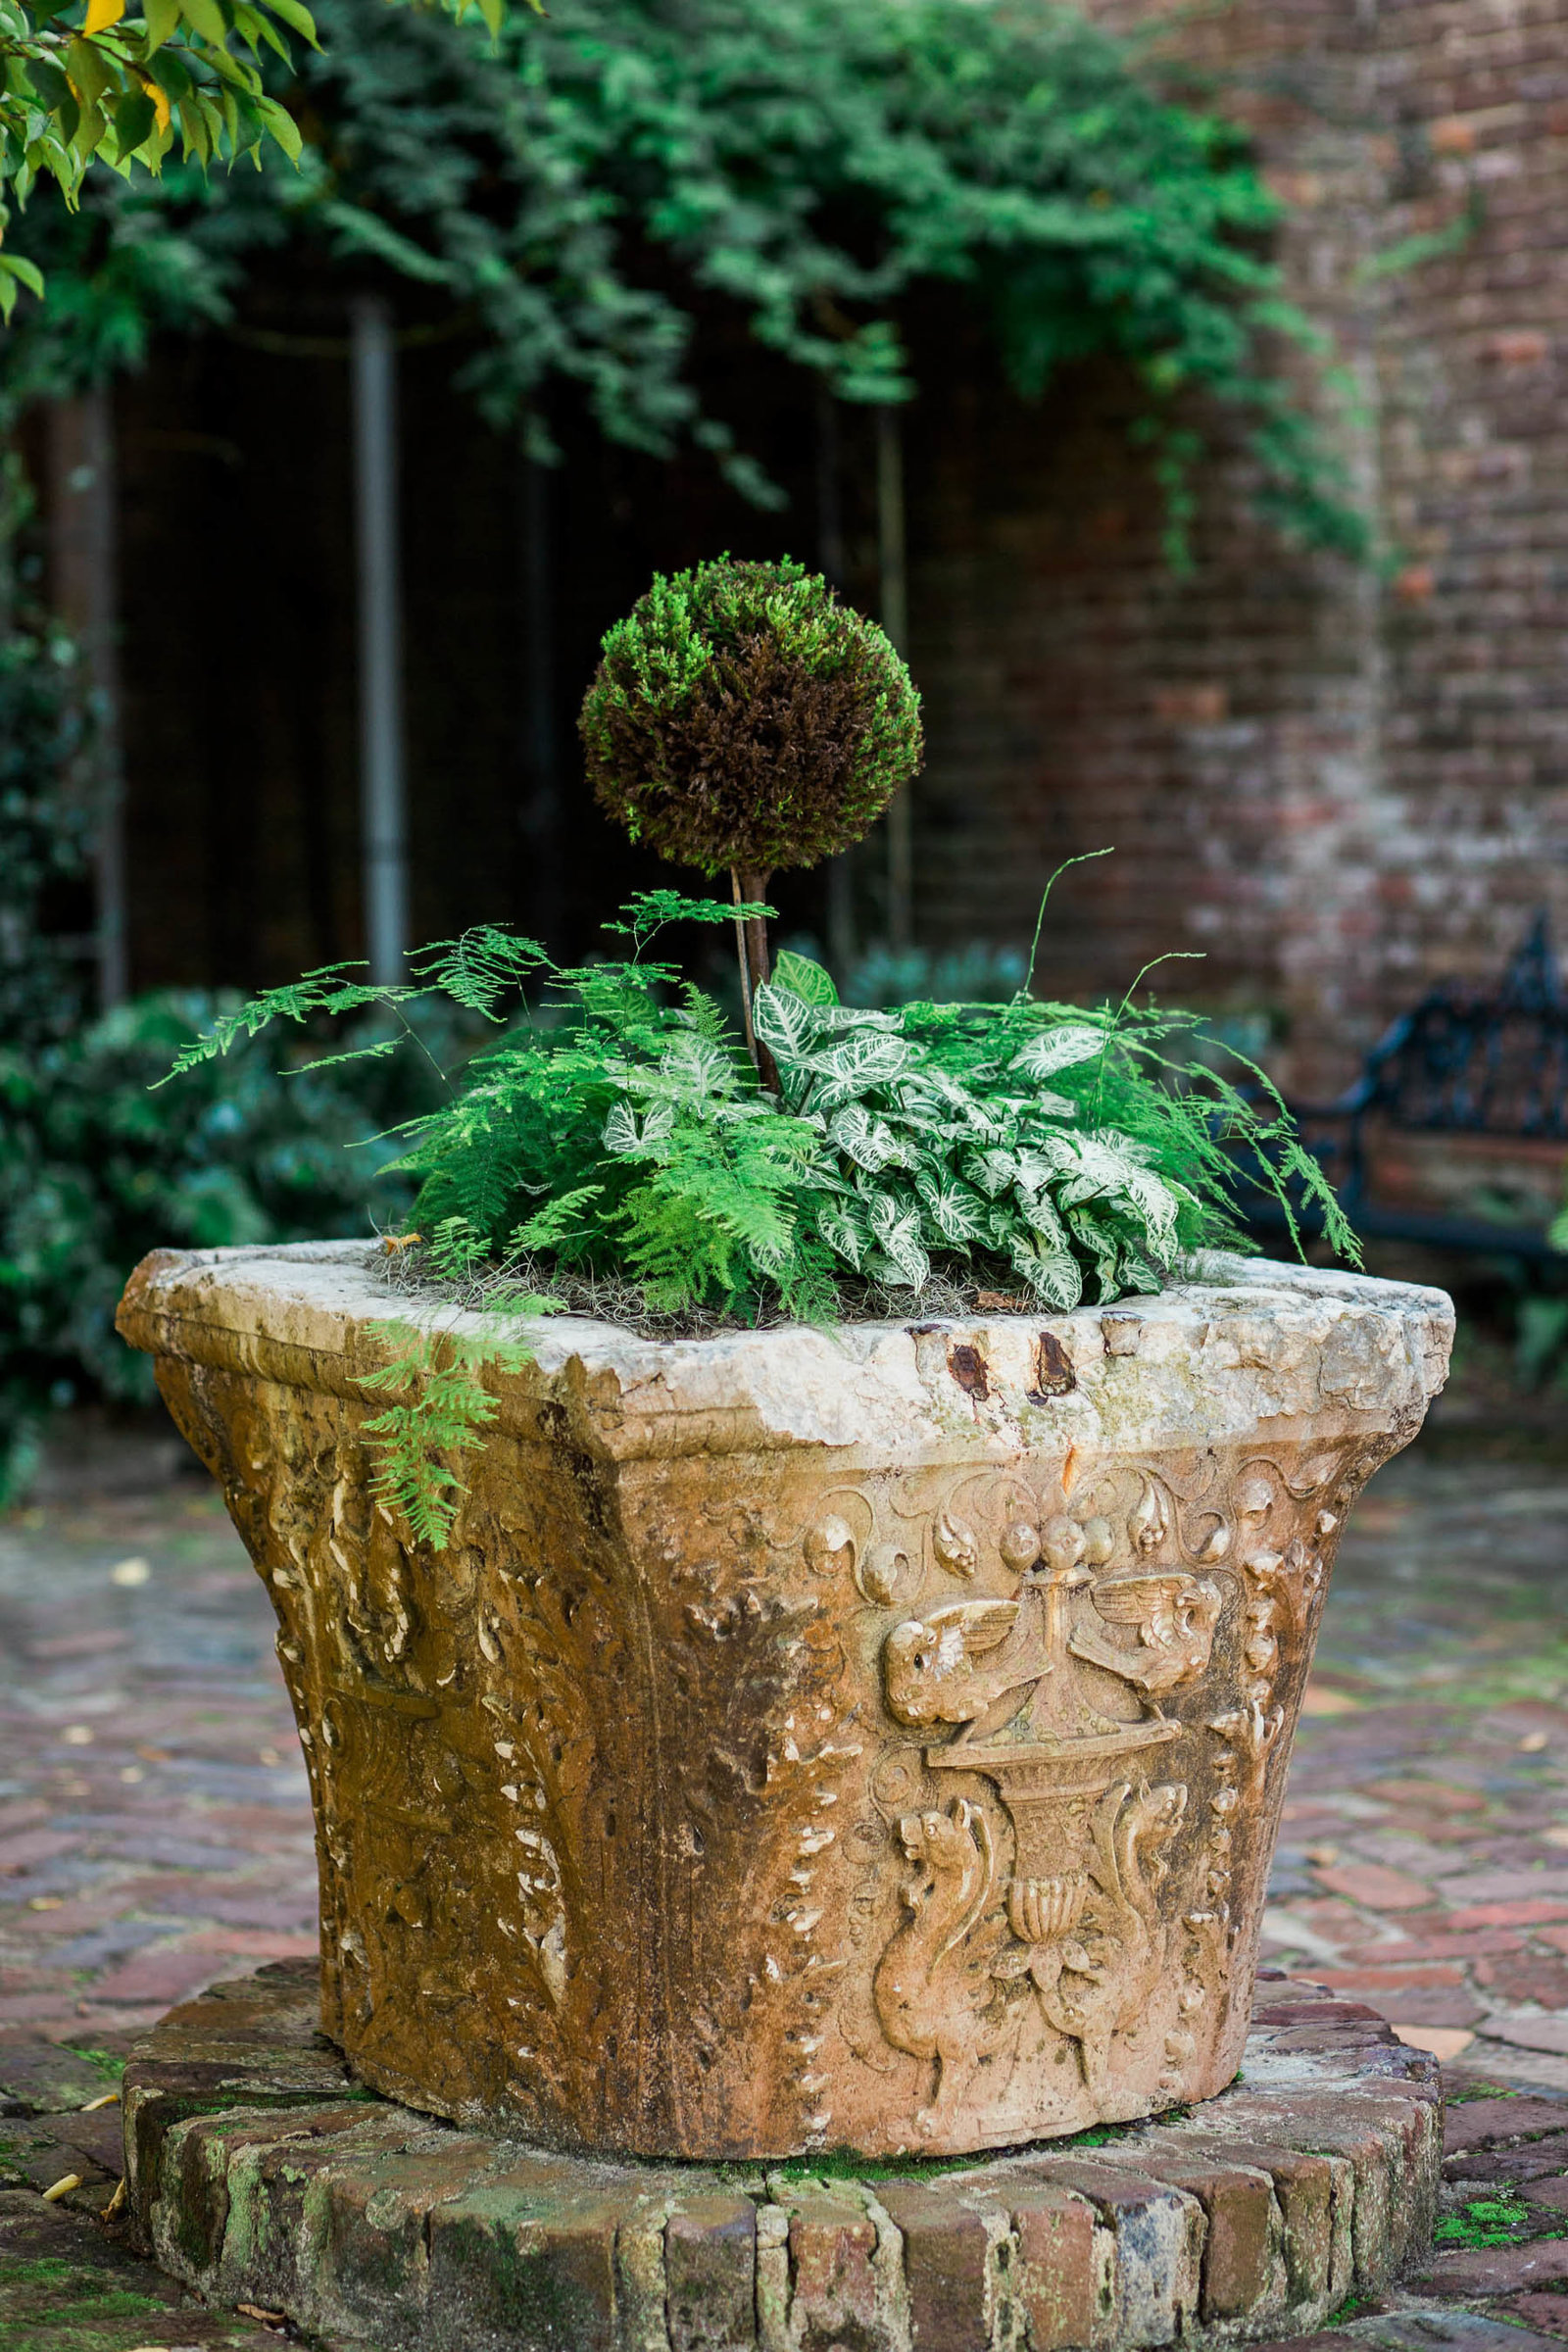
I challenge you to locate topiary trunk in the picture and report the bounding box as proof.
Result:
[731,863,779,1092]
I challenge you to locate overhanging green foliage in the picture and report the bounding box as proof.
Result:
[5,0,1367,556]
[0,0,527,318]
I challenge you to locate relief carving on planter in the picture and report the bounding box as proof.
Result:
[864,1458,1278,2126]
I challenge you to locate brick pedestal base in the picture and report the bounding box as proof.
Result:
[122,1964,1440,2351]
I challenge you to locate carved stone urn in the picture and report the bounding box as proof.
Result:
[117,1243,1450,2163]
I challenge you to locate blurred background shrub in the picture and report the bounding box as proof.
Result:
[0,989,463,1502]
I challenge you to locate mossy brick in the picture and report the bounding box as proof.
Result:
[1261,2105,1403,2285]
[1344,2088,1443,2265]
[1196,2139,1337,2301]
[1007,2180,1099,2352]
[123,2063,359,2248]
[315,2137,506,2333]
[1022,2161,1202,2348]
[217,2105,407,2311]
[425,2162,621,2352]
[161,2109,239,2277]
[0,2039,115,2117]
[1129,2156,1277,2322]
[665,2190,759,2352]
[780,2181,888,2352]
[874,2179,991,2352]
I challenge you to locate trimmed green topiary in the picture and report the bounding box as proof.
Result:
[579,557,923,883]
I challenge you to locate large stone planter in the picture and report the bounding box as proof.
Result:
[117,1244,1450,2164]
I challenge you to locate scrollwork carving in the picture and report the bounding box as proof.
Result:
[859,1435,1367,2122]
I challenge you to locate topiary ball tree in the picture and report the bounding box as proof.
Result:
[580,555,922,1077]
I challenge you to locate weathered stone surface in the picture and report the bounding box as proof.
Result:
[1444,2101,1568,2158]
[121,1967,1443,2350]
[665,2191,758,2352]
[1132,2156,1280,2323]
[874,2178,993,2351]
[117,1242,1449,2160]
[1007,2180,1100,2351]
[775,2180,890,2352]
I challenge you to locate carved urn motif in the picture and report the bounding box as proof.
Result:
[118,1243,1451,2160]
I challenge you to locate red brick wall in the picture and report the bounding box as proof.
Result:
[905,0,1568,1096]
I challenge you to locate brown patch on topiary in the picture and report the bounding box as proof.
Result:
[579,557,922,880]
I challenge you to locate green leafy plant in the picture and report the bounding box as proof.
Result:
[163,885,1356,1546]
[0,0,532,318]
[0,0,319,320]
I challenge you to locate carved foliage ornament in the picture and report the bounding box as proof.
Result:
[796,1448,1354,2135]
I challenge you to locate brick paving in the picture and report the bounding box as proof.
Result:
[1261,1457,1568,2098]
[0,1419,316,2052]
[6,1416,1568,2342]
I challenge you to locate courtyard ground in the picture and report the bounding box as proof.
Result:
[5,1411,1568,2346]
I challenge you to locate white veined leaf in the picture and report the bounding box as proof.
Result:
[868,1193,930,1289]
[602,1098,675,1156]
[752,980,821,1064]
[1063,1203,1122,1290]
[756,985,896,1060]
[1016,1146,1076,1197]
[1068,1133,1181,1252]
[964,1148,1018,1200]
[804,1028,912,1111]
[806,1000,900,1032]
[602,1099,639,1155]
[1017,1130,1180,1256]
[927,1177,988,1246]
[771,950,840,1007]
[985,1202,1018,1252]
[660,1034,732,1098]
[1021,1186,1072,1255]
[1009,1024,1105,1081]
[816,1203,868,1271]
[1009,1231,1085,1311]
[829,1103,914,1174]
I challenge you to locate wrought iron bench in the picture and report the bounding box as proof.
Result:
[1241,914,1568,1260]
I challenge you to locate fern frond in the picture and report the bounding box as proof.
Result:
[361,1315,536,1550]
[407,926,551,1017]
[156,968,411,1084]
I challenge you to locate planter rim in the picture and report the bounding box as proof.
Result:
[119,1240,1453,1466]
